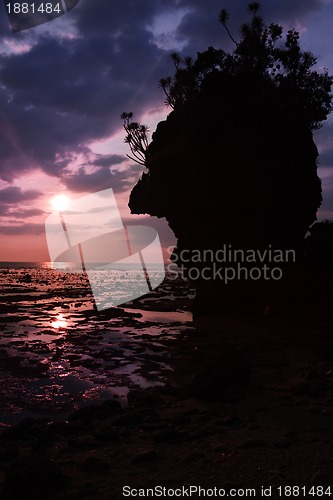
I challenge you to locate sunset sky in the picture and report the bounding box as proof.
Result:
[1,0,333,261]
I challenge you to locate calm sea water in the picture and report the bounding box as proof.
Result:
[0,262,194,425]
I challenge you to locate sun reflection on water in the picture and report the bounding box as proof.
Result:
[50,313,68,330]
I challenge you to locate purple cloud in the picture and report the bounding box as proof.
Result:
[61,165,141,194]
[0,0,332,241]
[0,186,42,203]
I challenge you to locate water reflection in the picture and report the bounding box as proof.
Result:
[50,313,68,330]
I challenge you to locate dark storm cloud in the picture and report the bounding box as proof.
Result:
[0,0,329,185]
[62,165,139,194]
[0,0,177,182]
[91,154,126,167]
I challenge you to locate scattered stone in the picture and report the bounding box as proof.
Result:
[127,390,165,408]
[111,411,145,427]
[67,401,121,423]
[20,273,32,283]
[101,399,123,412]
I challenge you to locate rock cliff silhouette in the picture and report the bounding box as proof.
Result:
[125,4,333,313]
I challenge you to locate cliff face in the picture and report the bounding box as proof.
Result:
[130,74,321,250]
[129,73,322,312]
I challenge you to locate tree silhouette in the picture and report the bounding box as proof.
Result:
[121,112,150,166]
[123,4,333,312]
[155,6,332,130]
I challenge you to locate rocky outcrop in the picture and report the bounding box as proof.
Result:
[129,73,322,312]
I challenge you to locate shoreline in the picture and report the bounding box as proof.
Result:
[0,266,194,426]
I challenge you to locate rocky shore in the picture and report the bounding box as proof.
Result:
[1,307,333,499]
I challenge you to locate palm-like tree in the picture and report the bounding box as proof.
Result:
[121,112,149,166]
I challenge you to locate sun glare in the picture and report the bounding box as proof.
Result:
[50,313,68,330]
[50,194,70,212]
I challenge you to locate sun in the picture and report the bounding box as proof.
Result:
[50,194,70,212]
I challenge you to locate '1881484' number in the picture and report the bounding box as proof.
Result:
[6,3,62,14]
[277,486,332,496]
